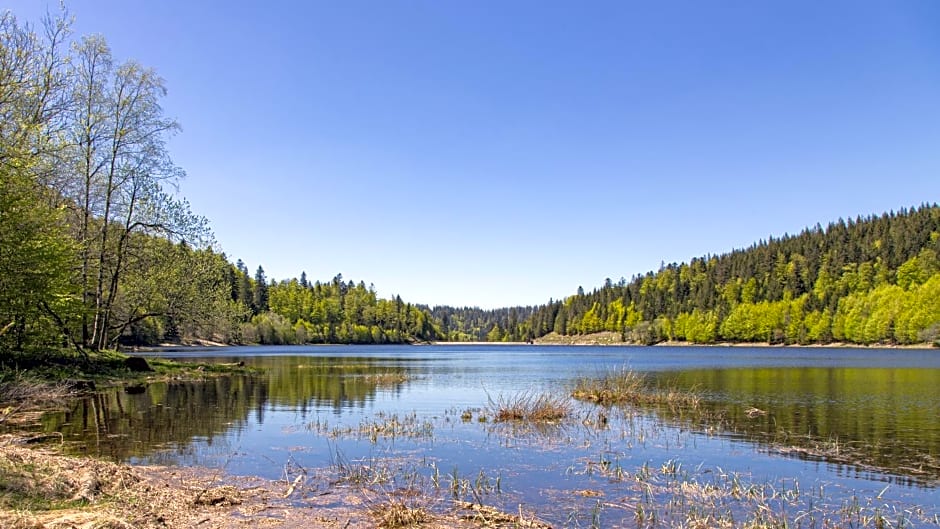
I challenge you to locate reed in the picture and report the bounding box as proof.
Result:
[370,499,430,528]
[328,449,392,486]
[571,368,701,410]
[487,391,572,424]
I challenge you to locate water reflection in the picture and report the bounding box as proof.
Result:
[37,347,940,490]
[248,355,413,411]
[647,367,940,486]
[43,356,410,460]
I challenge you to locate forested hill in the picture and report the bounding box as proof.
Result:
[254,204,936,346]
[437,205,940,345]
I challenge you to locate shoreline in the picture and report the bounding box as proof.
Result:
[651,339,938,350]
[137,337,939,350]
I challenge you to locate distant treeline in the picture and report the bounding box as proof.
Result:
[221,267,439,345]
[440,205,939,345]
[246,204,939,347]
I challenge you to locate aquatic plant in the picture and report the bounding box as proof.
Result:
[328,449,392,486]
[370,498,431,528]
[571,368,701,410]
[312,412,434,443]
[487,391,572,423]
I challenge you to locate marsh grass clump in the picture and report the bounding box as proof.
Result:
[487,391,572,424]
[329,450,393,486]
[0,372,73,409]
[312,412,434,442]
[361,412,434,442]
[571,368,701,410]
[370,498,431,528]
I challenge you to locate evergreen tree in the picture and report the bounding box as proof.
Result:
[253,266,269,313]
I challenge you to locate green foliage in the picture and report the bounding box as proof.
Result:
[0,8,242,354]
[896,249,938,290]
[673,309,719,344]
[430,305,541,342]
[0,164,78,353]
[486,323,504,342]
[831,276,940,345]
[239,271,439,344]
[483,205,940,345]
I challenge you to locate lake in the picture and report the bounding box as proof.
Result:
[41,345,940,527]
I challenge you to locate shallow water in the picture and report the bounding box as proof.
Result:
[41,345,940,526]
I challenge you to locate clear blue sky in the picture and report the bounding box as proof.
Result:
[9,1,940,308]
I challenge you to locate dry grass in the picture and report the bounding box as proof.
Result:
[455,501,551,528]
[0,440,135,510]
[0,437,254,527]
[370,499,431,528]
[0,437,425,528]
[0,373,75,426]
[571,368,701,410]
[487,391,572,423]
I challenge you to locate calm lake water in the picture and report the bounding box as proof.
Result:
[41,345,940,526]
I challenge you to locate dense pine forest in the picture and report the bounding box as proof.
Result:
[1,11,938,357]
[438,207,940,346]
[511,205,940,345]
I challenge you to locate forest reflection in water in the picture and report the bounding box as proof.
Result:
[646,366,940,487]
[44,355,412,460]
[40,347,940,490]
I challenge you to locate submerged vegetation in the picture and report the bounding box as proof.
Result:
[571,368,940,488]
[0,349,253,431]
